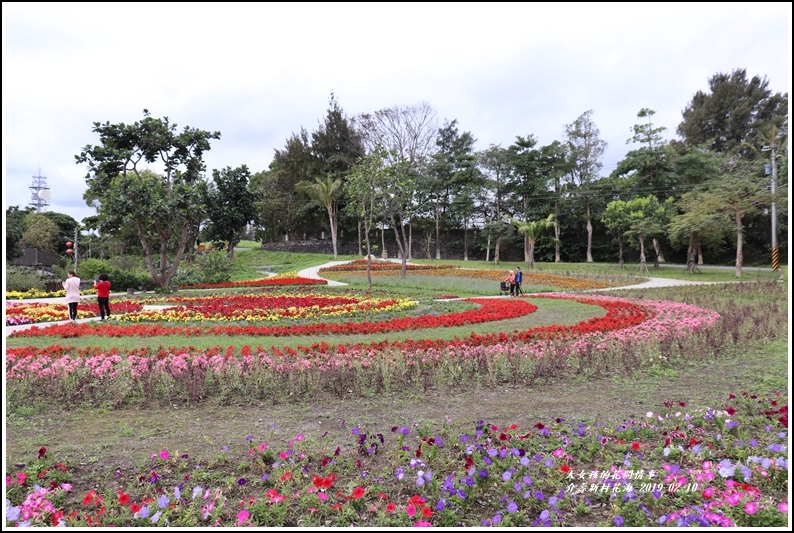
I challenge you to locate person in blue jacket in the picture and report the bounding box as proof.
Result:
[514,266,523,295]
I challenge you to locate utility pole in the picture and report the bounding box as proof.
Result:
[762,144,779,272]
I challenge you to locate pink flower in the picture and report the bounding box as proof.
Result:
[318,492,328,501]
[237,510,250,526]
[745,502,758,515]
[702,487,714,499]
[407,504,417,517]
[778,502,788,514]
[160,449,169,460]
[413,520,432,527]
[552,448,564,457]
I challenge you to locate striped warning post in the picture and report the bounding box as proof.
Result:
[772,247,779,272]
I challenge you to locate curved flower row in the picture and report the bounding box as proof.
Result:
[179,276,326,290]
[319,261,458,272]
[7,298,539,339]
[119,295,417,323]
[5,297,719,384]
[5,301,145,326]
[324,265,633,291]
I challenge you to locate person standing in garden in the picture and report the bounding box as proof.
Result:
[504,269,516,296]
[94,273,112,320]
[62,270,81,322]
[514,266,523,295]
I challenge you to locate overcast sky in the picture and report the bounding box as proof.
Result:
[3,2,791,225]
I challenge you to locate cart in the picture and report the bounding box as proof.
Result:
[499,281,511,296]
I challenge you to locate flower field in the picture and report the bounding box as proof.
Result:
[4,269,789,527]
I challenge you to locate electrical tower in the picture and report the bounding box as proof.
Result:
[29,168,52,212]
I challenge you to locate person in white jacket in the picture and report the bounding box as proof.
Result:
[62,270,81,322]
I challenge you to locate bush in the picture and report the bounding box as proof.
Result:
[5,265,46,292]
[76,258,150,291]
[196,251,232,284]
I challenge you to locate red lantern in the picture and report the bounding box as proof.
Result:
[66,241,73,248]
[66,249,73,255]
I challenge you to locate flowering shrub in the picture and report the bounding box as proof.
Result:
[178,276,326,290]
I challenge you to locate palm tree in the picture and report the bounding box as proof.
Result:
[296,175,343,258]
[513,214,555,269]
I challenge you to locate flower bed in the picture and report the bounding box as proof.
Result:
[5,301,144,326]
[4,391,788,527]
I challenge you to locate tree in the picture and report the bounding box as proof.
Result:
[507,135,545,262]
[258,129,315,242]
[538,141,571,262]
[675,159,769,278]
[345,148,390,290]
[513,214,555,269]
[296,175,344,258]
[76,109,221,288]
[601,200,633,269]
[203,165,258,260]
[477,145,512,262]
[426,119,477,259]
[5,206,35,261]
[564,110,607,262]
[667,192,730,274]
[677,68,788,157]
[19,212,61,254]
[620,196,672,275]
[356,102,439,258]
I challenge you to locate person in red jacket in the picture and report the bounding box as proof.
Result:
[93,273,112,320]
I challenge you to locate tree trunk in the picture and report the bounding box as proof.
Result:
[494,236,501,264]
[735,211,743,278]
[463,219,469,261]
[434,201,441,260]
[653,238,666,263]
[485,233,491,262]
[357,219,362,256]
[618,238,624,269]
[528,242,535,269]
[408,222,412,261]
[327,207,338,259]
[638,235,649,275]
[524,234,530,263]
[554,203,560,263]
[586,204,593,262]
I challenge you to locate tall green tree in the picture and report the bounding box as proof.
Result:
[538,141,571,262]
[5,206,35,261]
[620,195,672,275]
[19,212,61,254]
[677,68,788,157]
[513,214,555,269]
[477,145,512,263]
[601,200,633,269]
[203,165,258,260]
[427,119,477,259]
[296,175,344,258]
[76,109,221,288]
[564,110,607,262]
[260,129,315,241]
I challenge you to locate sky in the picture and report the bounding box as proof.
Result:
[3,2,792,225]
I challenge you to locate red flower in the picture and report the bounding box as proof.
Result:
[83,490,96,505]
[280,472,293,482]
[377,492,389,500]
[129,503,141,513]
[409,495,427,507]
[118,493,130,505]
[386,502,396,513]
[38,447,47,459]
[726,407,737,416]
[330,503,343,511]
[312,475,323,488]
[559,464,571,474]
[678,401,686,407]
[631,442,641,452]
[352,486,365,499]
[728,393,735,399]
[421,506,433,518]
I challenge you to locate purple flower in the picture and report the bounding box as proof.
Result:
[523,475,533,485]
[539,509,550,521]
[768,443,786,452]
[502,470,512,481]
[534,490,545,500]
[246,435,254,442]
[507,501,518,513]
[352,427,360,435]
[460,435,470,443]
[157,495,170,509]
[479,468,488,478]
[237,478,246,486]
[614,515,624,526]
[400,427,410,435]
